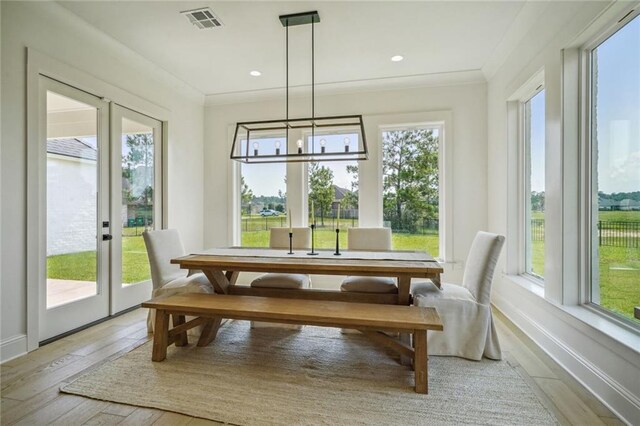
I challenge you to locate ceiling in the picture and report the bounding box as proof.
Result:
[57,1,530,97]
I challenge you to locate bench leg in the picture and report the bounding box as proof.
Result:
[152,309,169,362]
[414,330,428,394]
[197,317,222,347]
[172,314,188,347]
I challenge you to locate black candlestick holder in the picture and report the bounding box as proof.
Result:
[334,228,341,255]
[288,232,294,254]
[308,224,318,255]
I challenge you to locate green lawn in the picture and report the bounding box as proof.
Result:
[530,210,639,323]
[47,233,151,284]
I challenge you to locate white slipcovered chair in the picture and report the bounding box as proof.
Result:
[143,229,214,334]
[250,227,312,329]
[412,231,505,360]
[250,227,312,289]
[340,228,397,294]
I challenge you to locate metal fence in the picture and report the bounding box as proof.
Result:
[597,221,640,248]
[531,219,640,248]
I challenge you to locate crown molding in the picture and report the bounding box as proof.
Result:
[204,69,486,107]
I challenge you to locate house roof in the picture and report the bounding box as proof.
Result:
[47,138,97,161]
[333,185,351,201]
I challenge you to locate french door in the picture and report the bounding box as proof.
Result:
[39,77,162,341]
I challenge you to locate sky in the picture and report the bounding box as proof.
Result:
[529,90,545,193]
[593,14,639,194]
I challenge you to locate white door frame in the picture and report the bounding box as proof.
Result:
[27,48,169,351]
[110,104,163,313]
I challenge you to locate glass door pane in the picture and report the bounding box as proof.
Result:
[121,117,154,286]
[111,105,162,314]
[46,92,99,308]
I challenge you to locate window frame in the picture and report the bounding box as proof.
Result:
[579,8,640,327]
[520,85,546,283]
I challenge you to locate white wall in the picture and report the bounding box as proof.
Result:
[46,155,97,256]
[204,82,489,285]
[0,1,205,360]
[486,1,640,423]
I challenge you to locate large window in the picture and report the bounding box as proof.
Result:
[239,137,287,247]
[588,14,640,324]
[524,89,546,279]
[381,128,439,257]
[307,134,359,249]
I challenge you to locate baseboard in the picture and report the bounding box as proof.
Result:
[494,294,640,425]
[0,334,28,363]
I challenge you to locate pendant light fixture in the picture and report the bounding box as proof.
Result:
[230,11,368,164]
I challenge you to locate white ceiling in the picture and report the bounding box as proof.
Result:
[57,1,530,97]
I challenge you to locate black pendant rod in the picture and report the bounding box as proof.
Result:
[311,18,315,148]
[286,19,289,151]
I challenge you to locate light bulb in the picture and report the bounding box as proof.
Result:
[275,140,281,149]
[253,141,259,156]
[297,139,303,148]
[320,139,326,146]
[344,137,350,146]
[253,142,259,149]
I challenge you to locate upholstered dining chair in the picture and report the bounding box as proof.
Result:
[250,227,312,290]
[250,227,312,328]
[340,227,397,294]
[412,231,505,360]
[143,229,214,334]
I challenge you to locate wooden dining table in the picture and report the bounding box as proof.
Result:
[171,247,443,364]
[171,247,443,306]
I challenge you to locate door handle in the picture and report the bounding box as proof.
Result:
[102,234,113,241]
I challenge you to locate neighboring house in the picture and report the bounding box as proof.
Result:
[331,185,357,218]
[46,138,97,256]
[599,196,640,211]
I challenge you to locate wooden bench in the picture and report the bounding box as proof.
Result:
[142,294,443,393]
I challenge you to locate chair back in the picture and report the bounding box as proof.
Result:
[347,228,392,251]
[142,229,187,290]
[462,231,505,305]
[269,227,311,250]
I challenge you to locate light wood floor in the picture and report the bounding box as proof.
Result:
[0,308,624,425]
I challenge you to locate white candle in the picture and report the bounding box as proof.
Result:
[336,203,341,229]
[311,201,315,225]
[288,208,292,232]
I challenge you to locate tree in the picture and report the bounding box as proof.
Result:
[275,204,285,213]
[240,176,254,215]
[382,129,438,231]
[308,162,334,226]
[122,133,154,205]
[341,164,359,212]
[530,191,545,211]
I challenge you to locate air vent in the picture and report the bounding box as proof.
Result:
[181,7,223,29]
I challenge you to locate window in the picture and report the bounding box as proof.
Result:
[307,134,359,249]
[587,13,640,324]
[524,89,546,279]
[239,137,287,247]
[381,128,439,257]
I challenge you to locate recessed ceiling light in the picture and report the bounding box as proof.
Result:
[391,55,404,62]
[250,70,262,77]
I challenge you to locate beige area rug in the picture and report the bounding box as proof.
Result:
[61,321,557,425]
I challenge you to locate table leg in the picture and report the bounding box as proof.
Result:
[203,269,231,294]
[398,276,412,366]
[414,329,428,394]
[431,273,441,289]
[172,314,188,347]
[152,309,169,362]
[197,317,222,347]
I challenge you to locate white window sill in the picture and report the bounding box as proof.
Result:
[504,274,640,355]
[505,273,545,298]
